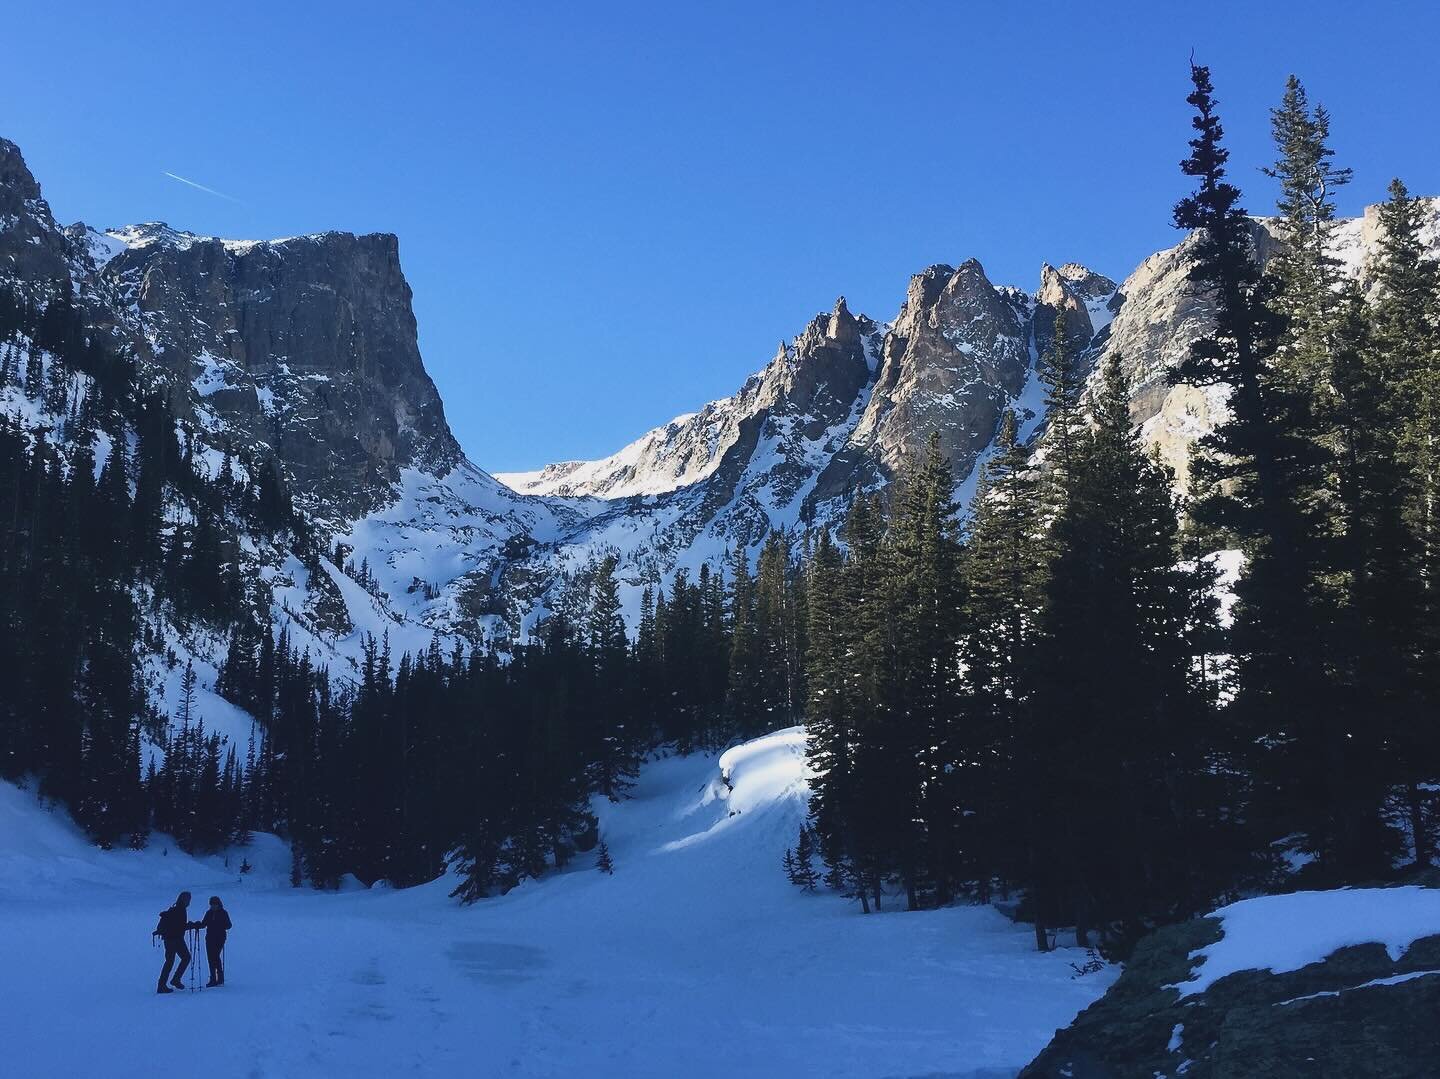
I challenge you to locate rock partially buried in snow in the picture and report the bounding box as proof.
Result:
[1172,886,1440,997]
[1020,884,1440,1078]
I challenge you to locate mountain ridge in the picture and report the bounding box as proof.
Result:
[3,133,1438,672]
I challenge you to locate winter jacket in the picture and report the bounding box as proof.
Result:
[197,908,232,939]
[154,904,188,943]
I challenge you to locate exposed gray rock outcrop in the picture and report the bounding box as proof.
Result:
[1020,886,1440,1079]
[98,223,462,518]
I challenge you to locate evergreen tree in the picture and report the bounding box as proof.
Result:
[1264,75,1352,385]
[960,410,1047,902]
[753,531,800,729]
[1028,355,1225,954]
[803,528,862,901]
[888,432,963,904]
[1038,309,1084,497]
[724,545,762,740]
[1369,178,1440,864]
[589,556,638,799]
[1170,62,1352,878]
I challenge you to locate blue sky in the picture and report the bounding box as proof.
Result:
[3,2,1436,471]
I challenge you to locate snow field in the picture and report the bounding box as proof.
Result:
[1,729,1112,1077]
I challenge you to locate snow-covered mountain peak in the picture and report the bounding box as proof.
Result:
[6,130,1438,667]
[498,296,881,503]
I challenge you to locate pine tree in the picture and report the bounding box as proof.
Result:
[1029,354,1224,954]
[961,410,1047,901]
[1370,178,1440,865]
[1170,62,1351,878]
[888,432,963,905]
[1039,309,1084,497]
[808,496,892,913]
[803,528,862,901]
[588,556,638,800]
[753,531,798,728]
[785,825,819,891]
[596,837,614,874]
[1264,75,1352,385]
[724,544,762,740]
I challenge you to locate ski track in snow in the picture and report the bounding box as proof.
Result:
[1,729,1112,1078]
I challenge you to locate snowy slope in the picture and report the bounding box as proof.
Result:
[1,730,1113,1078]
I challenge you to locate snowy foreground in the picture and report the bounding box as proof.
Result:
[1,730,1112,1078]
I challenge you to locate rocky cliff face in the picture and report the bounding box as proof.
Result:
[495,199,1437,630]
[95,222,462,520]
[0,140,75,294]
[0,136,571,682]
[506,259,1120,520]
[4,137,463,523]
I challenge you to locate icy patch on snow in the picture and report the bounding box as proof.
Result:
[1173,887,1440,998]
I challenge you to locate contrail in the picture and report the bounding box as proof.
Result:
[162,171,243,204]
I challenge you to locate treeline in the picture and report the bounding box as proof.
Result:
[800,65,1440,957]
[213,546,813,895]
[0,287,311,848]
[0,275,819,892]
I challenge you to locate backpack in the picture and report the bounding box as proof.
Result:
[155,906,183,939]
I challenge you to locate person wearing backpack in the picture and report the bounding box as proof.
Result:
[152,891,193,994]
[197,896,232,987]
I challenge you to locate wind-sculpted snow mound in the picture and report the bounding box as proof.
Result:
[652,726,809,857]
[713,725,809,814]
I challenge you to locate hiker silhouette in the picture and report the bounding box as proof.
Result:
[153,891,192,994]
[197,896,232,987]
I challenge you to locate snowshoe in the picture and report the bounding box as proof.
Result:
[156,984,173,995]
